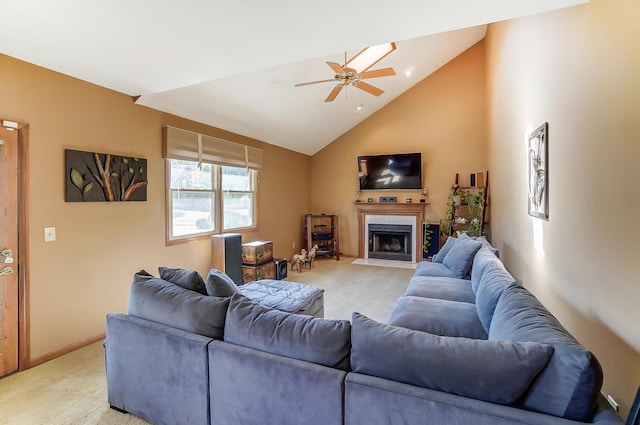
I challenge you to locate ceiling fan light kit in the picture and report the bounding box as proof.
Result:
[295,42,397,102]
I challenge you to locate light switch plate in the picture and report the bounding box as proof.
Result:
[44,227,56,242]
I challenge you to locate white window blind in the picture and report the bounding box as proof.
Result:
[163,125,263,171]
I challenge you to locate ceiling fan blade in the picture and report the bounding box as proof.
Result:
[325,85,344,102]
[295,79,337,87]
[326,62,346,74]
[359,68,396,79]
[354,81,384,97]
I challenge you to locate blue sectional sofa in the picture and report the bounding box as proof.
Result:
[105,239,624,425]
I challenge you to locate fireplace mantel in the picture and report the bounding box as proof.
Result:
[355,202,425,261]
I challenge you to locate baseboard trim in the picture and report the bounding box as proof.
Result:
[30,333,106,368]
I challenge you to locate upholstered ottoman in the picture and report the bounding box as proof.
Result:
[238,279,325,318]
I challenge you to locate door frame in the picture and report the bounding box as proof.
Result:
[2,119,30,371]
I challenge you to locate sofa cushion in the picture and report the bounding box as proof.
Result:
[489,285,603,421]
[432,236,457,263]
[224,293,351,370]
[470,247,500,292]
[388,296,487,339]
[474,259,517,332]
[405,276,475,304]
[442,237,482,278]
[128,270,229,339]
[476,236,500,257]
[351,313,553,405]
[412,261,458,279]
[204,268,240,297]
[158,266,206,294]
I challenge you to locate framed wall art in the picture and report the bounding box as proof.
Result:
[527,122,548,219]
[65,149,148,202]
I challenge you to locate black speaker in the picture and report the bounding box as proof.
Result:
[211,233,243,286]
[274,258,288,280]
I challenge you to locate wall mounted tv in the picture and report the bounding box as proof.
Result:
[357,152,422,190]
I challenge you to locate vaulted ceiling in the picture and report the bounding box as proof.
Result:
[0,0,588,155]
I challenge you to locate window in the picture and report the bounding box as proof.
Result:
[163,125,263,243]
[167,160,257,242]
[222,166,255,230]
[168,160,216,239]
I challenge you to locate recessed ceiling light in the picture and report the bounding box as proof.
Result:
[404,70,413,77]
[355,104,364,111]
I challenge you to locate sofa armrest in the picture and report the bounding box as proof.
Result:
[105,312,213,425]
[209,340,346,425]
[345,373,623,425]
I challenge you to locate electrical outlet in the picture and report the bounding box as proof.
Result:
[292,242,296,249]
[44,227,56,242]
[607,395,619,412]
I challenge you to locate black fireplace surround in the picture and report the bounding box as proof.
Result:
[368,224,412,262]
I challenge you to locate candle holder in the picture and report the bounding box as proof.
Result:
[420,188,428,203]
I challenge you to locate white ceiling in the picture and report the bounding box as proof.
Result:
[0,0,588,155]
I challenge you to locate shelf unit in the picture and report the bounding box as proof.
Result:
[304,214,340,260]
[446,171,489,238]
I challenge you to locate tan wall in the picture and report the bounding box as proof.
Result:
[311,41,488,256]
[0,55,311,360]
[485,0,640,417]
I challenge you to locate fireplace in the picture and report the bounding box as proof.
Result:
[355,203,424,264]
[368,224,412,262]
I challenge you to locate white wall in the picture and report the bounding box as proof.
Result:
[485,0,640,416]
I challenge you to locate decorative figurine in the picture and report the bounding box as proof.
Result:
[304,245,318,269]
[291,249,307,273]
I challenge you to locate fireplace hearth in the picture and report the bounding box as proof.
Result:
[368,224,412,262]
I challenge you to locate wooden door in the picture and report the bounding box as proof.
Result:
[0,126,19,377]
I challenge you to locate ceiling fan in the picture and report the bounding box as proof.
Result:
[295,42,397,102]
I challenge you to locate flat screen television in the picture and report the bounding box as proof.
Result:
[357,152,422,190]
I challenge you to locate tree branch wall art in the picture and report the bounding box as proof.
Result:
[65,149,148,202]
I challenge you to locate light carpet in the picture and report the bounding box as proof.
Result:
[0,256,413,425]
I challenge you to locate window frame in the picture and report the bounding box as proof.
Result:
[165,159,258,245]
[221,165,257,232]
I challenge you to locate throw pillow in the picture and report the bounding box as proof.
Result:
[158,266,206,294]
[442,237,482,278]
[432,236,457,263]
[204,268,240,297]
[224,293,351,370]
[128,270,229,339]
[351,312,553,405]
